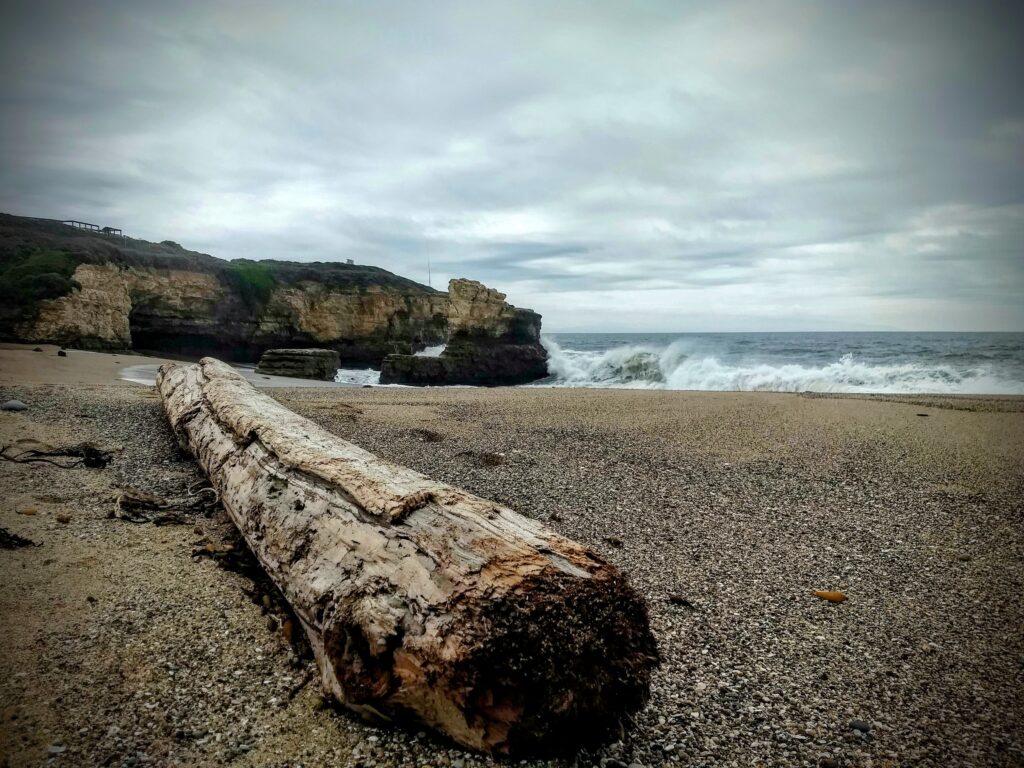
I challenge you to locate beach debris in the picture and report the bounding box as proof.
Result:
[916,413,929,417]
[411,428,444,443]
[193,540,254,571]
[0,441,112,469]
[813,590,847,603]
[55,513,71,524]
[156,357,658,755]
[848,719,871,733]
[667,594,696,609]
[0,527,37,549]
[114,482,219,524]
[32,347,43,352]
[1,400,28,412]
[57,349,67,357]
[478,450,505,466]
[605,535,625,548]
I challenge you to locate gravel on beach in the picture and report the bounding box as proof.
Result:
[1,382,1022,768]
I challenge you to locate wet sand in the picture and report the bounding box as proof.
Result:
[0,344,363,388]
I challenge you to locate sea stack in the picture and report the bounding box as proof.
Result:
[380,279,549,386]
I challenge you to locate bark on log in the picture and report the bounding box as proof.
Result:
[156,358,657,755]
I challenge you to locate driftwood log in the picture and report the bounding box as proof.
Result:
[157,358,657,754]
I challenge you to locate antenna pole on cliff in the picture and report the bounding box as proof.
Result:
[427,256,431,288]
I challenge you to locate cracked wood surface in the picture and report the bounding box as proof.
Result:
[156,358,657,754]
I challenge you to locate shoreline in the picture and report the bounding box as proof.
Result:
[4,344,1024,405]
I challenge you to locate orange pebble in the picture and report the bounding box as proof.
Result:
[813,590,847,603]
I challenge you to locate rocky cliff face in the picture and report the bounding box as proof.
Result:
[0,214,448,364]
[17,263,134,349]
[380,279,549,386]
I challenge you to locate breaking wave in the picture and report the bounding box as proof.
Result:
[414,344,446,357]
[539,338,1024,394]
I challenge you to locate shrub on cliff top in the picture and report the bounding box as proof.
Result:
[0,248,83,321]
[225,261,277,310]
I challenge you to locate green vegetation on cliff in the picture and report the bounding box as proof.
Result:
[0,247,83,323]
[0,213,438,295]
[226,261,277,309]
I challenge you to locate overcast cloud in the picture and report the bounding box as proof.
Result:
[1,1,1021,331]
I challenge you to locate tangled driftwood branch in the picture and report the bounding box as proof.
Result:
[1,442,112,469]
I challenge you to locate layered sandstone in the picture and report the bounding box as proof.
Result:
[16,263,133,350]
[256,348,341,380]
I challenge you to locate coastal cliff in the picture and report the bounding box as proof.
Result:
[0,214,448,364]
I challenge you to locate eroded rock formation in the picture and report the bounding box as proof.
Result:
[380,279,548,386]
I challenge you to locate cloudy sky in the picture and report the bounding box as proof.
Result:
[1,1,1021,331]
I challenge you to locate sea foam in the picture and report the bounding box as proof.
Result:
[539,337,1024,394]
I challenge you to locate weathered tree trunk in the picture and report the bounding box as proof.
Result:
[157,358,657,755]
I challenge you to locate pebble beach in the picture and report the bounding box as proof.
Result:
[1,345,1023,768]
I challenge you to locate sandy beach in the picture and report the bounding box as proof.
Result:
[1,348,1023,768]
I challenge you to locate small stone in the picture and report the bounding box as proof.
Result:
[33,347,43,352]
[57,349,67,357]
[48,743,67,754]
[849,719,871,733]
[1,400,28,412]
[452,760,465,768]
[819,758,839,768]
[56,514,72,524]
[668,594,695,609]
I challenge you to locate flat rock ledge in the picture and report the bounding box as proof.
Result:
[256,348,340,380]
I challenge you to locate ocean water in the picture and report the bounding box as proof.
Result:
[536,332,1024,394]
[330,332,1024,393]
